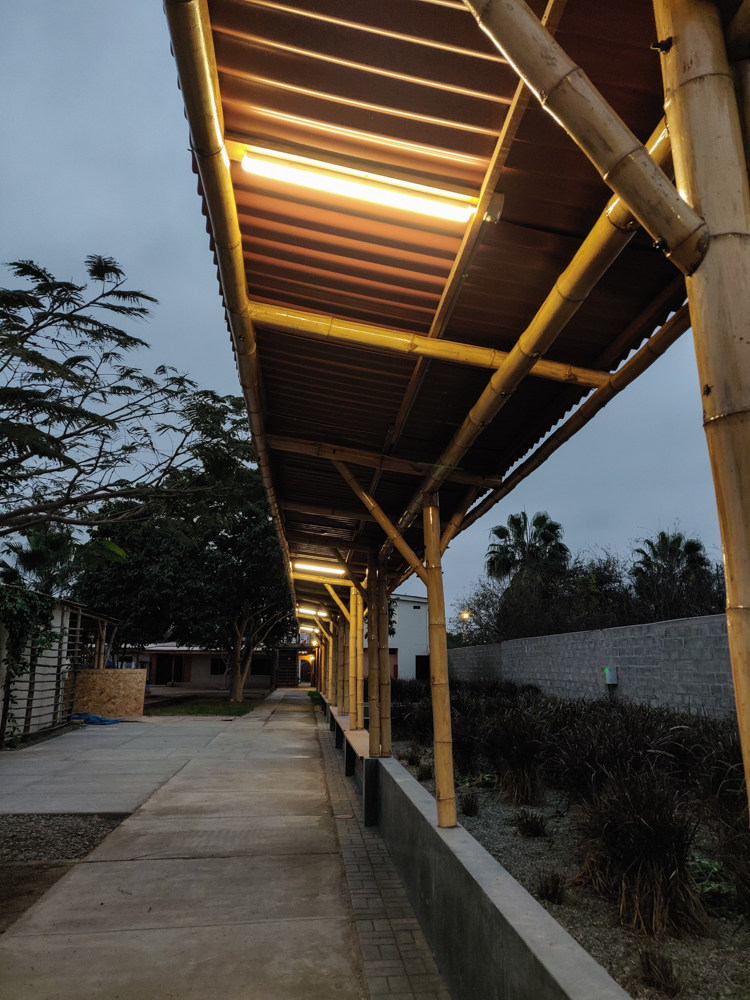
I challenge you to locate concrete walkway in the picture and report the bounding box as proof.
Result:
[0,691,368,999]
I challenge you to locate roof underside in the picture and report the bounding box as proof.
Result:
[193,0,739,596]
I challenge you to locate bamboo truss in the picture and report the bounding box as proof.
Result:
[653,0,750,809]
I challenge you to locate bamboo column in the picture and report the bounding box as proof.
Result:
[378,563,392,757]
[330,623,338,706]
[348,587,357,725]
[356,592,365,731]
[423,493,457,828]
[367,552,381,757]
[654,0,750,806]
[337,619,345,709]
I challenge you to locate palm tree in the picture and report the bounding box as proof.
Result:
[486,511,569,581]
[1,525,126,597]
[631,529,722,621]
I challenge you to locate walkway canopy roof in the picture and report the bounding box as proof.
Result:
[164,0,742,608]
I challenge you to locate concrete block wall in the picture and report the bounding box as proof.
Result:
[448,614,736,716]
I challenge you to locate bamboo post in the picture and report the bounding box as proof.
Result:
[654,0,750,809]
[378,563,392,757]
[356,591,365,731]
[367,552,381,757]
[330,623,338,706]
[337,619,346,709]
[349,587,357,726]
[423,493,457,828]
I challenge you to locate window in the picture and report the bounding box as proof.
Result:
[413,605,422,610]
[210,657,226,675]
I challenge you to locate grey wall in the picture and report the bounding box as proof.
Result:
[377,758,631,1000]
[448,614,736,716]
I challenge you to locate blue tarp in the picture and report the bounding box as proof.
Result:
[72,713,121,725]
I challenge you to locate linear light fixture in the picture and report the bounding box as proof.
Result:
[296,606,328,616]
[241,145,476,223]
[299,625,320,633]
[294,562,346,576]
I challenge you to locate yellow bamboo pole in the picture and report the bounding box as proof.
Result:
[423,494,457,828]
[654,0,750,813]
[337,619,345,709]
[462,0,706,273]
[378,563,392,757]
[330,622,338,707]
[325,583,352,622]
[163,0,293,597]
[356,591,365,731]
[333,461,430,586]
[348,587,357,723]
[367,552,381,757]
[343,620,350,716]
[249,305,608,389]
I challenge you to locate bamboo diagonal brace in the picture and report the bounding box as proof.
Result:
[462,0,707,275]
[333,461,429,586]
[329,549,368,604]
[325,584,351,623]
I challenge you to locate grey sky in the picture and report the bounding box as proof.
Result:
[0,1,722,613]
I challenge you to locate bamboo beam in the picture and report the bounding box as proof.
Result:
[654,0,750,816]
[367,551,381,757]
[378,563,392,757]
[385,0,569,454]
[348,587,356,720]
[249,304,608,389]
[382,116,676,558]
[423,495,457,828]
[355,591,365,730]
[456,304,691,534]
[163,0,293,598]
[282,500,379,523]
[333,461,430,587]
[288,531,372,554]
[269,434,504,489]
[293,572,353,587]
[329,549,369,604]
[325,584,351,623]
[463,0,707,274]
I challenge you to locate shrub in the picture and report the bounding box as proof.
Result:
[481,699,547,804]
[639,950,681,998]
[404,739,422,767]
[513,808,547,838]
[417,761,434,782]
[458,789,479,817]
[537,870,566,904]
[577,767,706,938]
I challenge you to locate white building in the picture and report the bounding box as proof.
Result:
[381,593,430,681]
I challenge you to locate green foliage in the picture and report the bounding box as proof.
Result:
[1,524,125,597]
[145,698,257,717]
[0,583,56,678]
[75,392,294,700]
[0,256,196,535]
[452,517,725,644]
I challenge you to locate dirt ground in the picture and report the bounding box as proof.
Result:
[394,742,750,1000]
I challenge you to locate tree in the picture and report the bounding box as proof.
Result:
[75,392,295,701]
[631,529,724,622]
[486,510,569,580]
[0,256,198,535]
[1,524,125,597]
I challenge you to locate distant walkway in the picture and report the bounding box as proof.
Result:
[0,691,368,999]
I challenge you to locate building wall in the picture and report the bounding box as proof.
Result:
[447,614,736,717]
[391,596,429,680]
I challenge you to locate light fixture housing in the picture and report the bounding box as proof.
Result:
[241,146,476,223]
[294,562,346,576]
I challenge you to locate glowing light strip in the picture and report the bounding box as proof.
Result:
[242,150,475,223]
[294,562,346,576]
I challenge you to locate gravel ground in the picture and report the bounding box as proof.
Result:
[394,741,750,1000]
[0,814,126,861]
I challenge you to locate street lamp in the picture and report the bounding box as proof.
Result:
[461,610,470,643]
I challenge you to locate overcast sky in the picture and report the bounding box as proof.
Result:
[0,1,722,614]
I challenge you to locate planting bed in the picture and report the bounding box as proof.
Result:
[391,678,750,1000]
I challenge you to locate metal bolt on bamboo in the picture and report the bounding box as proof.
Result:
[378,564,392,757]
[368,552,381,757]
[356,592,365,731]
[423,494,457,828]
[654,0,750,810]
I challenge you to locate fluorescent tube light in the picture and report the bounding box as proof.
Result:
[242,146,475,223]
